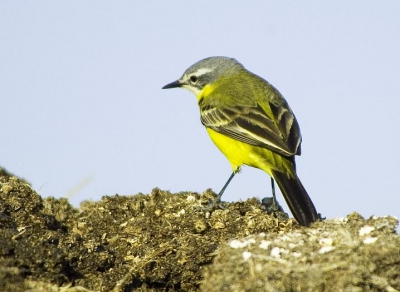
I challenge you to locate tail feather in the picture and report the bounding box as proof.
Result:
[271,170,318,226]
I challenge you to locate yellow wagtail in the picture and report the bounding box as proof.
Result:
[162,57,318,226]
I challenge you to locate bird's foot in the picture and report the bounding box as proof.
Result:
[195,191,226,213]
[261,197,289,220]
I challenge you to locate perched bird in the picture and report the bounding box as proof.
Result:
[162,57,318,226]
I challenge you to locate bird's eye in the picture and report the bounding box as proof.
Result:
[189,75,198,83]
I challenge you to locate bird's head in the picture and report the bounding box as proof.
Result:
[162,57,244,96]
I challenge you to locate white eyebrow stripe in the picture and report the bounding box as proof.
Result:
[192,67,214,76]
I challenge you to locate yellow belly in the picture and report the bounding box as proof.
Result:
[206,128,295,177]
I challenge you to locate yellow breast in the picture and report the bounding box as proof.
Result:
[206,128,294,178]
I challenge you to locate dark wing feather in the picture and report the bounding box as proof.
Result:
[200,101,301,157]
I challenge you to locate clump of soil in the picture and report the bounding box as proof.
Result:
[201,213,400,291]
[1,171,399,291]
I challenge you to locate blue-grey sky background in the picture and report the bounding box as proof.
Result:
[1,1,399,221]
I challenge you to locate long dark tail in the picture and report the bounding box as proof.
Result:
[271,170,318,226]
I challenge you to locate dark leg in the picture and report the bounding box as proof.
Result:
[262,177,285,214]
[216,172,235,201]
[270,177,278,210]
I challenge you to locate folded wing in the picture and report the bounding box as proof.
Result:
[200,101,301,157]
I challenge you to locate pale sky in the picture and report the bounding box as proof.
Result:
[1,1,399,222]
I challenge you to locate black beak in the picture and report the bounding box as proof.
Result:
[162,80,181,89]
